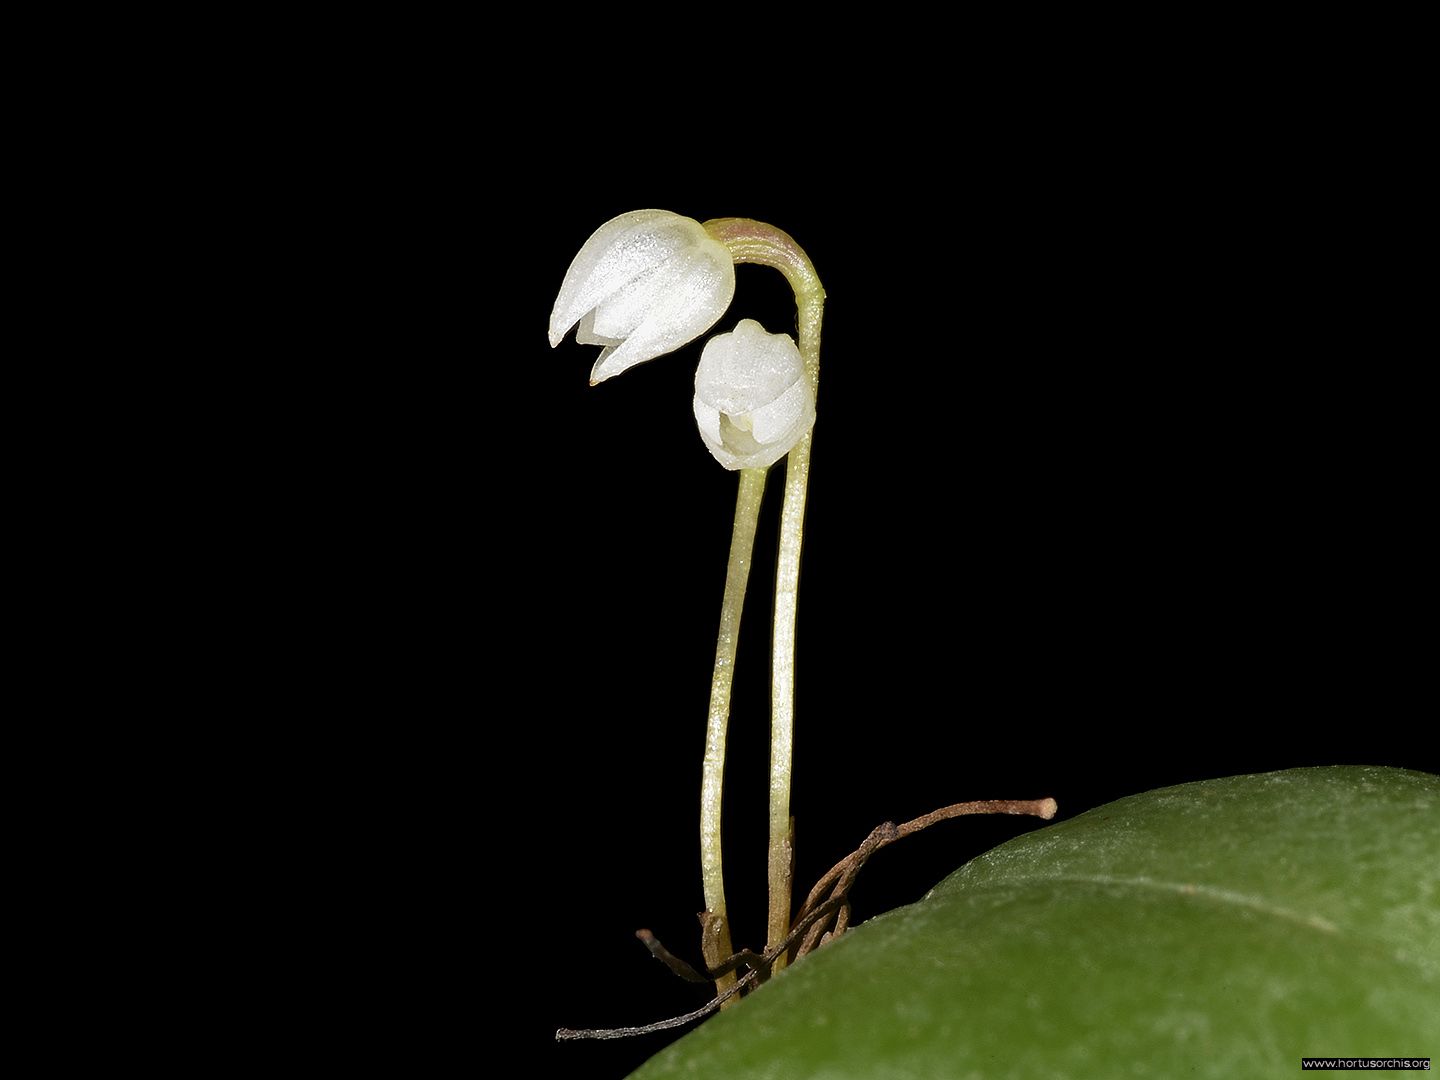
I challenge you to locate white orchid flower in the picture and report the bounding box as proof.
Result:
[693,319,816,470]
[548,210,736,384]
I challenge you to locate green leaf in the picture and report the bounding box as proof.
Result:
[629,767,1439,1078]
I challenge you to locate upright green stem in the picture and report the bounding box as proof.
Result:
[700,465,767,1001]
[765,429,810,969]
[704,219,824,968]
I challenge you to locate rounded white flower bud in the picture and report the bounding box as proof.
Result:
[548,210,736,384]
[692,320,816,470]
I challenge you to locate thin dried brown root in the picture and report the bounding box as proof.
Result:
[791,799,1057,961]
[897,797,1057,839]
[636,929,709,985]
[555,973,753,1041]
[555,796,1058,1042]
[556,894,847,1041]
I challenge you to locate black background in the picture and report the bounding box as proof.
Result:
[69,38,1431,1076]
[497,181,1432,1077]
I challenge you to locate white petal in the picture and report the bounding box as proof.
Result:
[548,209,688,347]
[691,320,816,470]
[587,256,691,342]
[749,378,814,444]
[575,310,621,348]
[695,320,805,414]
[692,397,725,451]
[589,241,735,383]
[692,396,751,469]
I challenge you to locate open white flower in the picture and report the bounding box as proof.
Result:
[693,320,816,470]
[549,210,736,384]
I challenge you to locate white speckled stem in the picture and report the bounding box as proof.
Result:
[705,219,825,969]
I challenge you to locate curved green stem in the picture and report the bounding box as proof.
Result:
[705,219,824,968]
[700,465,767,1002]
